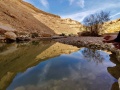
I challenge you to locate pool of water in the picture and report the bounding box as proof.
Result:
[0,41,119,90]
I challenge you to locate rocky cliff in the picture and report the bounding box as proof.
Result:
[0,0,119,37]
[78,18,120,35]
[101,19,120,34]
[0,0,82,36]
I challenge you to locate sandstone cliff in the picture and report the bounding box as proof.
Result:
[79,18,120,35]
[101,19,120,34]
[1,0,119,37]
[0,0,82,36]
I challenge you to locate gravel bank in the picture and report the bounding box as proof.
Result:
[55,36,103,44]
[55,36,120,60]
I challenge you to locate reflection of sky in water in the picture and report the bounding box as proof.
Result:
[7,48,116,90]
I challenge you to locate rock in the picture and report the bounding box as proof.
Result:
[41,33,52,37]
[4,32,17,40]
[16,37,31,42]
[118,78,120,89]
[0,28,6,35]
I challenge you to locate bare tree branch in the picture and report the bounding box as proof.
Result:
[83,11,110,36]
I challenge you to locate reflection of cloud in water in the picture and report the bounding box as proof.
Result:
[62,49,87,60]
[15,67,35,80]
[7,48,116,90]
[38,62,51,82]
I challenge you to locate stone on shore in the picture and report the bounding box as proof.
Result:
[5,32,17,40]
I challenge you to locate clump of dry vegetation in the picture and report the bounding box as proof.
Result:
[81,11,110,36]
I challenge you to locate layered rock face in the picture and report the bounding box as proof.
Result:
[0,0,55,35]
[1,0,119,37]
[0,0,82,36]
[34,13,82,35]
[101,19,120,34]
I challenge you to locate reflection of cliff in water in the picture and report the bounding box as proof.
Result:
[0,41,79,90]
[108,53,120,90]
[7,47,115,90]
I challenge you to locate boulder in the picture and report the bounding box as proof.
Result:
[114,31,120,42]
[103,35,117,43]
[0,28,6,35]
[5,32,17,40]
[41,33,51,37]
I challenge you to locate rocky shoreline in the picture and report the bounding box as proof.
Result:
[0,35,67,43]
[0,35,120,60]
[54,36,120,61]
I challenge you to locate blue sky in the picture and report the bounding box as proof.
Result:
[24,0,120,22]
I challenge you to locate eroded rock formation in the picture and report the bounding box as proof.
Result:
[0,0,82,37]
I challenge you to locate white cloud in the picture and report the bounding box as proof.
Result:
[68,0,85,8]
[61,2,120,22]
[69,0,74,5]
[24,0,34,4]
[40,0,49,9]
[77,0,85,8]
[110,12,120,18]
[61,9,98,22]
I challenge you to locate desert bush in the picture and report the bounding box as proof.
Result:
[59,33,66,36]
[83,11,110,36]
[79,31,92,36]
[68,33,74,36]
[31,32,39,38]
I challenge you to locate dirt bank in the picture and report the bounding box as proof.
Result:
[55,36,120,60]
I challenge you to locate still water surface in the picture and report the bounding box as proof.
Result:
[0,41,119,90]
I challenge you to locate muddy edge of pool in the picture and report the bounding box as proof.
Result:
[55,36,120,60]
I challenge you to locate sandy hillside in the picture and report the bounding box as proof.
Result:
[0,0,82,36]
[0,0,119,36]
[102,19,120,34]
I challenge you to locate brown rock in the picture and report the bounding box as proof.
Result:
[41,33,52,37]
[5,32,17,40]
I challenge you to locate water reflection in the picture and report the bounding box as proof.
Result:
[6,48,116,90]
[81,48,105,64]
[107,53,120,90]
[0,41,78,90]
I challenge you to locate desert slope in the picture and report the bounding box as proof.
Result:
[0,0,55,35]
[1,0,119,37]
[102,19,120,34]
[0,0,82,36]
